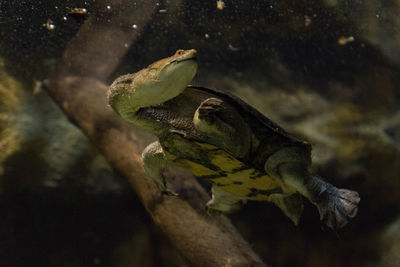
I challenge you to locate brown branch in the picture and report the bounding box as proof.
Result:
[44,1,266,266]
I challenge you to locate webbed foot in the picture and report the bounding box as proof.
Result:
[193,97,251,158]
[315,186,360,229]
[270,155,360,229]
[197,97,224,123]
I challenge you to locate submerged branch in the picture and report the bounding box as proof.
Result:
[44,1,266,265]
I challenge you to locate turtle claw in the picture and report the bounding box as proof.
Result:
[317,187,360,229]
[205,203,221,215]
[205,198,217,212]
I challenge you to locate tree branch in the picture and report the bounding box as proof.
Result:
[44,1,266,266]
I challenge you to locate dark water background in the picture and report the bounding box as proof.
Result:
[1,0,400,266]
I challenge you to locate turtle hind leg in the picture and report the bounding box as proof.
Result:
[142,141,177,196]
[206,184,246,213]
[309,180,360,229]
[279,162,360,229]
[264,147,360,229]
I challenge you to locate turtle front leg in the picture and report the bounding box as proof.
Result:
[265,147,360,229]
[193,97,251,158]
[142,141,177,196]
[206,184,246,213]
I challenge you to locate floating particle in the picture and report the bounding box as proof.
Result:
[228,44,240,51]
[124,43,129,48]
[304,15,311,27]
[159,9,167,13]
[67,7,87,15]
[132,24,138,29]
[63,16,68,21]
[43,19,55,30]
[338,36,355,45]
[106,5,111,10]
[204,33,210,38]
[216,0,225,10]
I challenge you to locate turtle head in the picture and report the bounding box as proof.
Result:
[108,49,198,115]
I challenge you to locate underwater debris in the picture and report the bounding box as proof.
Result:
[66,7,87,15]
[338,36,355,45]
[217,0,225,10]
[43,19,55,30]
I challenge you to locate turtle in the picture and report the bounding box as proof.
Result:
[107,49,360,229]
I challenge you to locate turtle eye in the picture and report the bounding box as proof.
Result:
[176,49,184,55]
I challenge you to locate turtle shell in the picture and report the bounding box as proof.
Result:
[186,86,312,170]
[150,85,309,223]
